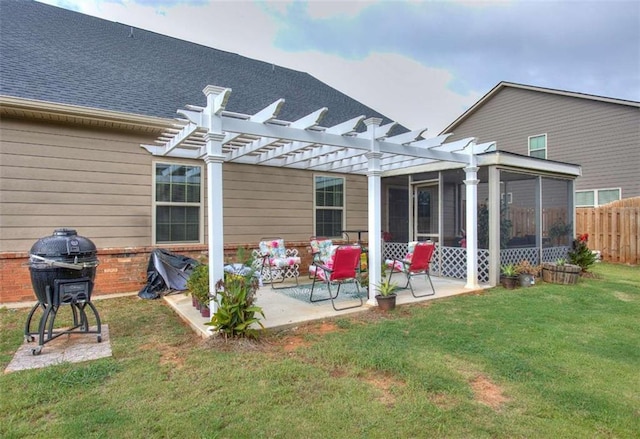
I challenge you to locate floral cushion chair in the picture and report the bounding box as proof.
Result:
[386,241,436,297]
[257,238,301,289]
[308,237,334,279]
[309,240,338,282]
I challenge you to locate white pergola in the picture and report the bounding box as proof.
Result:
[142,85,495,311]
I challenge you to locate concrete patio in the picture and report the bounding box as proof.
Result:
[164,275,489,338]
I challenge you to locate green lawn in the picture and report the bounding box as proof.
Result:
[1,263,638,438]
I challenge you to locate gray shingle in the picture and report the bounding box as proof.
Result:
[1,0,402,131]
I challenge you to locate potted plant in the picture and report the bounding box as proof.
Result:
[374,279,399,311]
[541,258,581,285]
[515,260,541,287]
[186,263,212,317]
[500,264,519,289]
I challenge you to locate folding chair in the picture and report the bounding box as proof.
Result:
[258,237,301,289]
[387,241,436,297]
[308,236,333,279]
[310,244,364,311]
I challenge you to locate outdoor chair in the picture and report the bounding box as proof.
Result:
[386,241,436,297]
[257,237,301,289]
[308,236,334,279]
[310,244,364,311]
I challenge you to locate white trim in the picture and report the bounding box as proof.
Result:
[313,173,346,239]
[152,160,205,245]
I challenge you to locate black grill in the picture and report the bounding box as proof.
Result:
[24,229,102,355]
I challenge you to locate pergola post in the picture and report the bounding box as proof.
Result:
[204,134,226,315]
[365,118,383,305]
[464,149,480,289]
[202,85,229,317]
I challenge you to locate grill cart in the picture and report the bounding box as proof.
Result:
[24,229,102,355]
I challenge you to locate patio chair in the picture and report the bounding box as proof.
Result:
[386,241,436,297]
[257,237,301,289]
[310,244,364,311]
[308,236,334,279]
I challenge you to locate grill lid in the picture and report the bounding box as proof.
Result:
[29,228,97,257]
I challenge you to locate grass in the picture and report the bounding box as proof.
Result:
[1,263,639,438]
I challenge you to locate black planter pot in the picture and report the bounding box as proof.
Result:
[501,276,519,289]
[376,294,397,311]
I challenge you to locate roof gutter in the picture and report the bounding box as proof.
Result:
[0,95,173,131]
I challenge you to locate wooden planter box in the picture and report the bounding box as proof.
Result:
[541,263,581,284]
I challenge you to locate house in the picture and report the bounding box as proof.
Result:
[440,82,640,207]
[1,2,581,304]
[0,0,399,303]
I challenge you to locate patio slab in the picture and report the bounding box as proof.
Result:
[163,276,489,338]
[4,325,112,374]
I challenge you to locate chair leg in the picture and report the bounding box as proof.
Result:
[408,272,436,298]
[330,282,363,311]
[310,274,331,303]
[267,265,299,290]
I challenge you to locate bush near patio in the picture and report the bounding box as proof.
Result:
[1,263,638,438]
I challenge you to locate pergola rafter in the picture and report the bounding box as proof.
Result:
[141,85,495,314]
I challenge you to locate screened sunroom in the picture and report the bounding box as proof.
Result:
[382,151,581,286]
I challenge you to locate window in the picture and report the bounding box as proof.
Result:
[598,188,621,205]
[154,163,202,243]
[501,192,513,204]
[528,134,547,159]
[576,188,621,207]
[575,190,595,207]
[314,175,344,237]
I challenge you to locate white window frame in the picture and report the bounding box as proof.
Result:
[528,133,547,159]
[313,174,346,239]
[575,188,621,207]
[152,160,204,245]
[501,192,513,204]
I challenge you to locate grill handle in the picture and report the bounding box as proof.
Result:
[29,254,99,271]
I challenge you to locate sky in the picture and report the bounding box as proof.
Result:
[38,0,640,135]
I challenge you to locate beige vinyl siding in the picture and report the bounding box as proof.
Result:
[1,118,369,252]
[1,118,154,251]
[446,87,640,199]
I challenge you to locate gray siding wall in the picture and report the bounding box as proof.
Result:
[0,118,368,252]
[445,87,640,199]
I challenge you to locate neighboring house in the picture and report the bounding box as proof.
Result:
[440,82,640,207]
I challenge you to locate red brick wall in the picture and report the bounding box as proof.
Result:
[0,241,317,304]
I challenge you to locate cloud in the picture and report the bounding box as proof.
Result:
[266,0,640,101]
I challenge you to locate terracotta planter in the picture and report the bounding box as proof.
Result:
[542,263,581,284]
[376,294,397,311]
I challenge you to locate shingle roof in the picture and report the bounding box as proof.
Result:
[0,0,396,130]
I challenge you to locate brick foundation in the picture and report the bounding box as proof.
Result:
[1,241,317,304]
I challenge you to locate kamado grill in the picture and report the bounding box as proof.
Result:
[24,229,102,355]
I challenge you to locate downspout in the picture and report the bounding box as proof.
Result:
[365,118,383,306]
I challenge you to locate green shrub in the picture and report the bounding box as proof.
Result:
[206,270,264,339]
[568,233,598,272]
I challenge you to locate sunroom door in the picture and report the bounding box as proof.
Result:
[414,184,439,243]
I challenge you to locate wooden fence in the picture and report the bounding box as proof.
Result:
[576,197,640,265]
